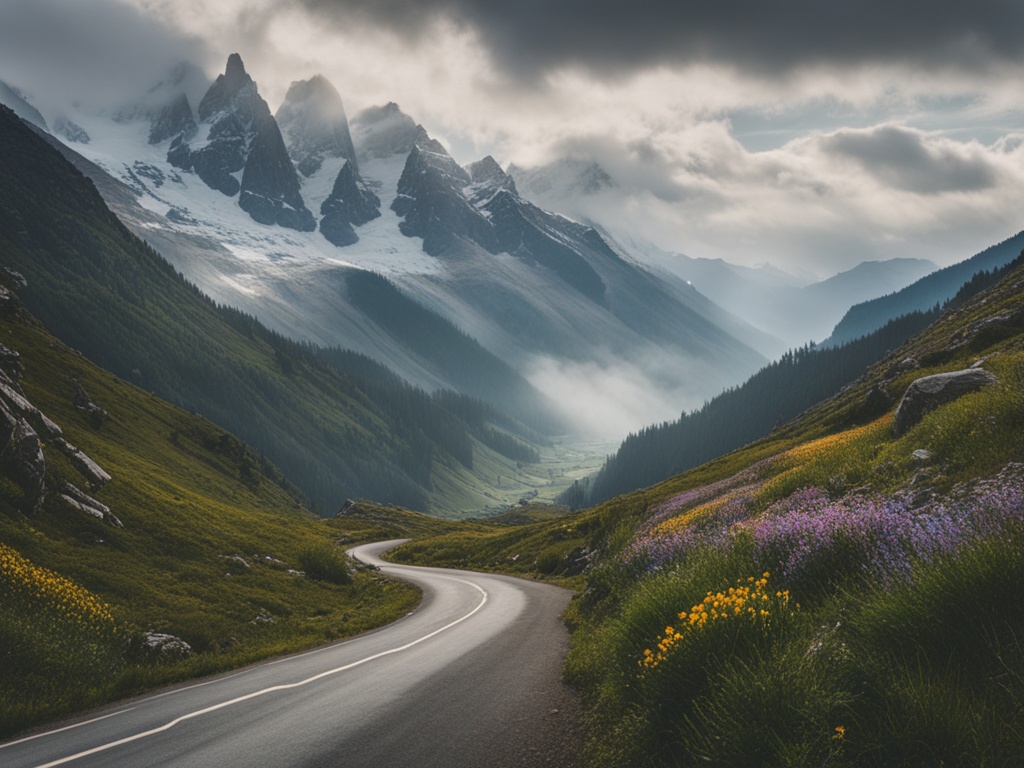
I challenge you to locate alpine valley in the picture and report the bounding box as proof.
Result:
[6,43,1024,767]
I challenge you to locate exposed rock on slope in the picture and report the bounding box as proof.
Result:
[148,92,197,146]
[0,338,115,520]
[893,368,999,436]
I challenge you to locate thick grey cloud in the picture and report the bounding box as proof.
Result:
[822,125,999,194]
[300,0,1024,79]
[0,0,208,109]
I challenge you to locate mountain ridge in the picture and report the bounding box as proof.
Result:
[6,62,770,435]
[826,229,1024,346]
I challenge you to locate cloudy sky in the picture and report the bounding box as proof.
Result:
[4,0,1024,275]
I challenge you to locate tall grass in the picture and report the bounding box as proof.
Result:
[0,544,123,732]
[564,348,1024,765]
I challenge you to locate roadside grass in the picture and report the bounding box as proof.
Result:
[0,314,439,739]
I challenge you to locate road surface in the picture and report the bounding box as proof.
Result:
[1,540,580,768]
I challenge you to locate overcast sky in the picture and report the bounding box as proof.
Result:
[3,0,1024,275]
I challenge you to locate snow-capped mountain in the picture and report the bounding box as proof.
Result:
[2,54,771,437]
[509,158,616,202]
[275,75,383,247]
[166,54,316,232]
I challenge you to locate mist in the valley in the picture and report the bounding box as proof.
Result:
[525,351,734,442]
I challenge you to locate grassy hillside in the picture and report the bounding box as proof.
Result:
[395,257,1024,765]
[0,293,466,738]
[572,309,937,508]
[0,105,547,517]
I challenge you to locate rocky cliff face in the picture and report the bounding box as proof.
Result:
[238,116,316,231]
[276,74,382,244]
[277,75,358,177]
[391,129,608,302]
[168,54,315,231]
[319,161,381,246]
[0,334,117,523]
[392,130,501,255]
[148,92,197,146]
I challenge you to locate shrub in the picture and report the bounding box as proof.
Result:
[297,544,351,585]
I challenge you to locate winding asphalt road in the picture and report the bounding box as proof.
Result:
[1,541,580,768]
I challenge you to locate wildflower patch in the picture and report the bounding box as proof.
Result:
[640,572,793,671]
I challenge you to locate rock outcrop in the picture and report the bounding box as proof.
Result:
[319,161,381,246]
[1,408,46,509]
[893,368,999,436]
[0,341,116,518]
[60,481,122,527]
[72,379,108,427]
[148,92,197,146]
[143,631,192,658]
[53,437,112,491]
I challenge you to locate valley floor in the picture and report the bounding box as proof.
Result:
[458,438,614,516]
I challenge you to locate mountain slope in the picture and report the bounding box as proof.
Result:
[570,309,938,508]
[513,161,937,348]
[570,246,1024,507]
[826,229,1024,345]
[0,284,432,736]
[379,127,768,430]
[167,54,316,231]
[0,104,547,516]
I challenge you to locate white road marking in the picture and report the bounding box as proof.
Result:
[29,577,488,768]
[0,710,137,750]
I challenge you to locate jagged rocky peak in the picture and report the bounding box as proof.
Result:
[169,53,266,195]
[465,155,518,204]
[350,101,419,159]
[410,127,471,183]
[392,126,499,255]
[238,116,317,231]
[320,160,382,246]
[277,74,357,177]
[467,156,511,185]
[148,92,196,145]
[197,52,267,123]
[169,53,315,231]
